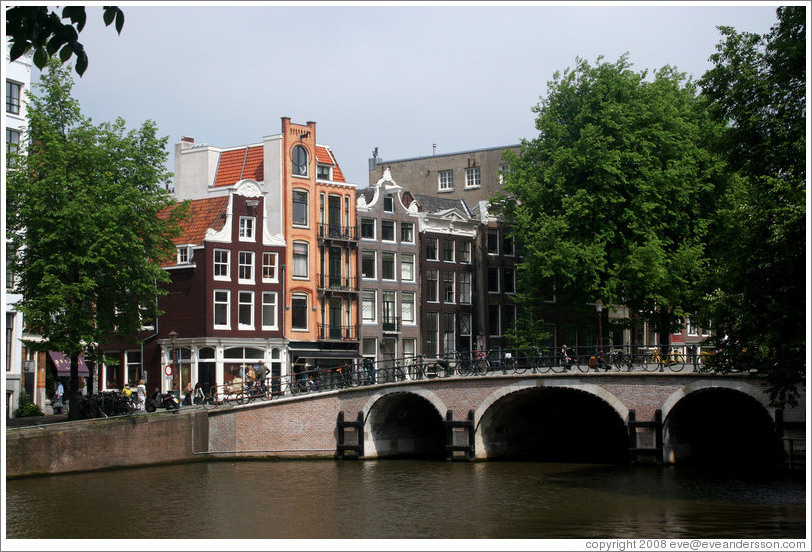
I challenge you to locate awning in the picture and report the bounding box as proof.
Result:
[48,351,90,377]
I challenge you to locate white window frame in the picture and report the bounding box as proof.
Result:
[460,271,472,304]
[262,252,278,283]
[426,237,439,261]
[317,163,332,181]
[292,241,309,279]
[177,246,189,264]
[213,249,230,280]
[487,228,499,255]
[438,170,453,191]
[238,251,254,283]
[381,220,396,243]
[443,239,454,262]
[488,267,500,293]
[214,289,231,329]
[426,269,439,303]
[361,218,376,240]
[383,196,394,213]
[504,267,515,294]
[443,270,455,303]
[459,241,471,263]
[239,216,256,241]
[238,291,255,330]
[292,189,309,227]
[291,293,308,331]
[401,253,415,282]
[362,290,377,324]
[361,250,377,280]
[292,145,308,176]
[381,251,396,281]
[400,222,414,244]
[261,291,278,330]
[465,166,481,188]
[401,292,415,325]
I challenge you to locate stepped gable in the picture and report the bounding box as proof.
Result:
[214,145,264,187]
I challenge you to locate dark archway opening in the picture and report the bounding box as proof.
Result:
[481,388,630,464]
[367,393,446,460]
[665,388,781,468]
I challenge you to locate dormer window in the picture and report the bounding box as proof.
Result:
[292,145,308,176]
[317,164,332,181]
[177,246,190,264]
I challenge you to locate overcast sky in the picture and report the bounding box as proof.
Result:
[47,2,786,188]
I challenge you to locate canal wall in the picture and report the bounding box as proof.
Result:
[5,409,208,478]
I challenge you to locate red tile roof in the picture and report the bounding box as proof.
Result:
[158,197,229,267]
[317,145,345,182]
[214,145,264,187]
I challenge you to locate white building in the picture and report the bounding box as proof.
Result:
[4,43,35,417]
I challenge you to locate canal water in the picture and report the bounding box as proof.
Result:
[5,459,806,540]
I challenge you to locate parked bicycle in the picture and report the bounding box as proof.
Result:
[644,348,687,372]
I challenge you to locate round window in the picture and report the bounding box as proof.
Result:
[292,145,308,176]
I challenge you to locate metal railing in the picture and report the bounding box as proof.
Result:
[197,345,722,409]
[318,223,358,241]
[317,323,359,341]
[317,273,359,292]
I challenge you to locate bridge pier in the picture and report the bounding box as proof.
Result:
[628,409,663,464]
[336,411,364,459]
[444,410,475,461]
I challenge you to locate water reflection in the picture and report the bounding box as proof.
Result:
[5,460,805,540]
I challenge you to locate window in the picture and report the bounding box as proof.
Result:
[488,267,500,293]
[363,338,377,357]
[401,254,415,282]
[214,290,230,328]
[401,292,415,324]
[425,312,439,358]
[238,291,254,329]
[498,163,510,185]
[460,313,472,336]
[382,291,396,327]
[382,252,395,280]
[443,271,455,303]
[177,247,189,264]
[444,313,456,355]
[362,291,377,323]
[262,292,277,330]
[6,81,21,114]
[426,237,438,260]
[504,268,515,294]
[238,251,254,282]
[503,233,515,256]
[402,338,416,360]
[6,129,20,155]
[687,317,698,336]
[262,252,278,282]
[443,239,454,262]
[460,272,472,304]
[504,304,517,332]
[400,222,414,243]
[126,351,142,386]
[487,228,499,254]
[214,249,230,279]
[459,241,471,263]
[361,250,376,279]
[292,190,308,226]
[293,241,308,278]
[438,170,453,191]
[489,305,501,336]
[465,166,481,188]
[361,218,375,240]
[239,216,255,241]
[292,145,308,176]
[317,164,331,180]
[383,196,394,212]
[426,269,439,302]
[291,294,308,330]
[381,220,395,242]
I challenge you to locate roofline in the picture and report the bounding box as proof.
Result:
[371,144,521,166]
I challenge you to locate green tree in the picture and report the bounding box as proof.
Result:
[500,55,726,350]
[6,5,124,75]
[697,6,806,407]
[6,61,187,420]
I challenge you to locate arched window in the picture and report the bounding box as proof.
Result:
[292,145,308,176]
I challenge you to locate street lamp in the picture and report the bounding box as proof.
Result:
[596,301,604,371]
[168,330,178,393]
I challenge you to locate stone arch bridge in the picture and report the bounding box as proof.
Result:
[207,372,805,466]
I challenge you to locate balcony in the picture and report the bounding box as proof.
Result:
[318,223,358,243]
[317,274,359,294]
[382,316,401,333]
[318,323,359,341]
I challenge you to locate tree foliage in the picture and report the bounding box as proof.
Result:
[696,6,806,407]
[5,5,124,75]
[6,61,187,419]
[501,54,726,348]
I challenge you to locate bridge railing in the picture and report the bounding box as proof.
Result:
[201,345,721,408]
